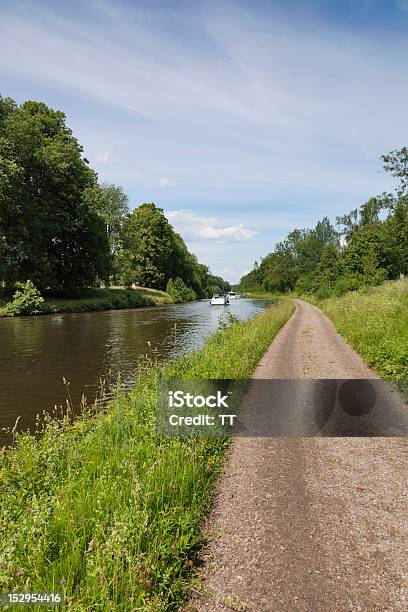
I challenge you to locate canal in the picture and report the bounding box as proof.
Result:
[0,298,272,435]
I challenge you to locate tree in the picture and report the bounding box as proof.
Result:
[86,182,129,284]
[120,203,182,289]
[0,97,109,290]
[166,277,196,303]
[382,147,408,195]
[382,195,408,276]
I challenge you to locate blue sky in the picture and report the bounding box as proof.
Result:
[1,0,407,282]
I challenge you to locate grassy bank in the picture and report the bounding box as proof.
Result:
[318,280,407,379]
[132,286,173,305]
[239,291,282,299]
[0,288,157,317]
[0,299,294,610]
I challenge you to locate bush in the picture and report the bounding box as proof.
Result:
[332,274,361,297]
[295,275,313,294]
[368,267,388,286]
[166,277,196,303]
[4,280,44,316]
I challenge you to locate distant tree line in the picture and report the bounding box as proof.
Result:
[238,149,408,298]
[0,97,229,300]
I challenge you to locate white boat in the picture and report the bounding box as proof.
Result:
[210,294,229,305]
[228,291,237,299]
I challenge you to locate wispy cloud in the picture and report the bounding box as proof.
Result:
[96,151,113,164]
[165,210,257,243]
[397,0,408,9]
[158,177,175,189]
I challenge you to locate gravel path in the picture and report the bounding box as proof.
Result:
[186,300,408,611]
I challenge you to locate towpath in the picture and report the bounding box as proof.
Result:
[187,300,408,611]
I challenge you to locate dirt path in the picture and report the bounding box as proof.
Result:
[187,300,408,611]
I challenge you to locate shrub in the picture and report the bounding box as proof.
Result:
[166,277,196,303]
[332,274,361,297]
[4,280,44,316]
[295,275,313,294]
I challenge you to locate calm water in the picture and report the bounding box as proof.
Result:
[0,298,271,435]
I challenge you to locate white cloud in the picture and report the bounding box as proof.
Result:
[158,177,175,189]
[397,0,408,8]
[96,151,113,164]
[165,209,257,243]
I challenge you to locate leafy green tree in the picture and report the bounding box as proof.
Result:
[382,195,408,276]
[120,203,177,289]
[86,182,129,284]
[0,97,109,290]
[166,277,196,303]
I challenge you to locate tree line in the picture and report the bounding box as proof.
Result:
[0,97,229,300]
[238,148,408,298]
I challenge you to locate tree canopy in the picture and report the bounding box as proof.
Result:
[0,96,229,300]
[0,97,109,291]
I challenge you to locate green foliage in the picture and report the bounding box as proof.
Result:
[0,96,109,291]
[0,300,294,609]
[85,182,130,285]
[166,277,196,303]
[0,96,229,298]
[4,280,44,316]
[117,203,229,297]
[1,288,152,317]
[332,274,361,297]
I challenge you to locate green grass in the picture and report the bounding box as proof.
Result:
[239,291,282,300]
[0,299,294,611]
[319,280,408,380]
[132,286,173,304]
[0,288,154,317]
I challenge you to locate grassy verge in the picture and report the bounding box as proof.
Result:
[0,299,294,610]
[317,280,407,379]
[0,288,155,317]
[132,286,173,304]
[239,291,282,299]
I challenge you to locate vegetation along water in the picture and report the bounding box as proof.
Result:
[0,299,294,610]
[0,298,272,440]
[0,96,230,317]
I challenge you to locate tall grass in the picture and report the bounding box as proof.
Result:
[0,300,294,610]
[320,280,408,379]
[239,291,282,300]
[132,287,173,305]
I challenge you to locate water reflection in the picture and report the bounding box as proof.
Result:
[0,299,271,433]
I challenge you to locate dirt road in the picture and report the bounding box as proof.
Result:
[187,300,408,611]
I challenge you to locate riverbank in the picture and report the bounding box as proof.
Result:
[239,291,282,299]
[0,287,173,317]
[315,280,407,379]
[0,299,294,610]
